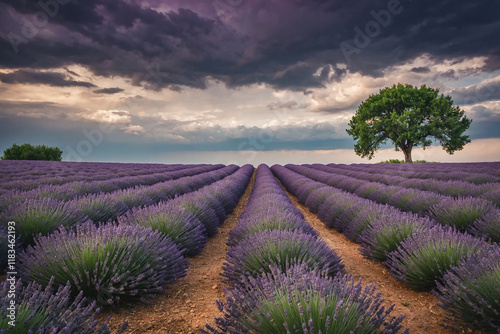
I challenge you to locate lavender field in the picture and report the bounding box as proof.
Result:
[0,160,499,333]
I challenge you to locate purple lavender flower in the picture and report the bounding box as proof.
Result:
[481,188,500,207]
[169,197,220,236]
[470,209,500,242]
[0,277,127,333]
[304,186,334,214]
[205,264,407,334]
[429,196,496,231]
[317,193,360,230]
[385,225,489,291]
[192,192,227,225]
[221,230,344,285]
[118,202,208,256]
[110,187,154,209]
[1,198,89,246]
[434,246,500,332]
[206,186,240,214]
[342,202,400,242]
[73,194,129,223]
[18,222,188,306]
[227,211,317,247]
[359,212,436,261]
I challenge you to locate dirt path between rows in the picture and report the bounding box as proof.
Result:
[101,170,256,334]
[280,184,455,334]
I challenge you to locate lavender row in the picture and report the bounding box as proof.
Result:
[312,163,500,205]
[206,165,407,334]
[272,165,500,332]
[0,165,240,252]
[286,164,500,242]
[0,164,225,212]
[330,161,500,179]
[1,166,254,331]
[118,164,253,256]
[0,160,193,191]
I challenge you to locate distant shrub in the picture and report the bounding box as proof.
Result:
[2,198,89,246]
[378,159,430,163]
[429,197,496,231]
[378,159,405,164]
[0,278,127,334]
[18,222,188,306]
[385,226,488,291]
[222,230,344,285]
[205,265,408,334]
[1,143,62,161]
[359,213,436,262]
[434,246,500,333]
[118,203,207,256]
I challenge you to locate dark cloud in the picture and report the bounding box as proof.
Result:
[267,100,309,110]
[411,66,430,73]
[93,87,124,94]
[449,80,500,105]
[0,0,499,91]
[0,69,96,88]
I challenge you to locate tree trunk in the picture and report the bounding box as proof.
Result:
[403,148,413,163]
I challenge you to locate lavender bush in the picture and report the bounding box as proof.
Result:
[0,278,127,334]
[118,203,208,256]
[342,202,400,242]
[192,193,227,224]
[2,198,89,246]
[205,265,408,334]
[296,182,327,204]
[385,226,488,291]
[221,230,344,285]
[470,209,500,243]
[171,197,220,236]
[359,213,436,262]
[110,187,154,209]
[18,222,188,306]
[227,210,317,247]
[206,186,239,214]
[434,246,500,332]
[304,186,334,213]
[317,193,361,231]
[74,194,129,223]
[429,197,496,231]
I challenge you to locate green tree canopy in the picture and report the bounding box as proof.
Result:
[1,143,63,161]
[346,84,472,163]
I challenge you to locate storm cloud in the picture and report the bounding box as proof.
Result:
[1,0,499,91]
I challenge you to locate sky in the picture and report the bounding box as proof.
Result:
[1,0,500,165]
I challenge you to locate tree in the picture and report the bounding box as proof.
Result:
[346,84,472,163]
[1,143,63,161]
